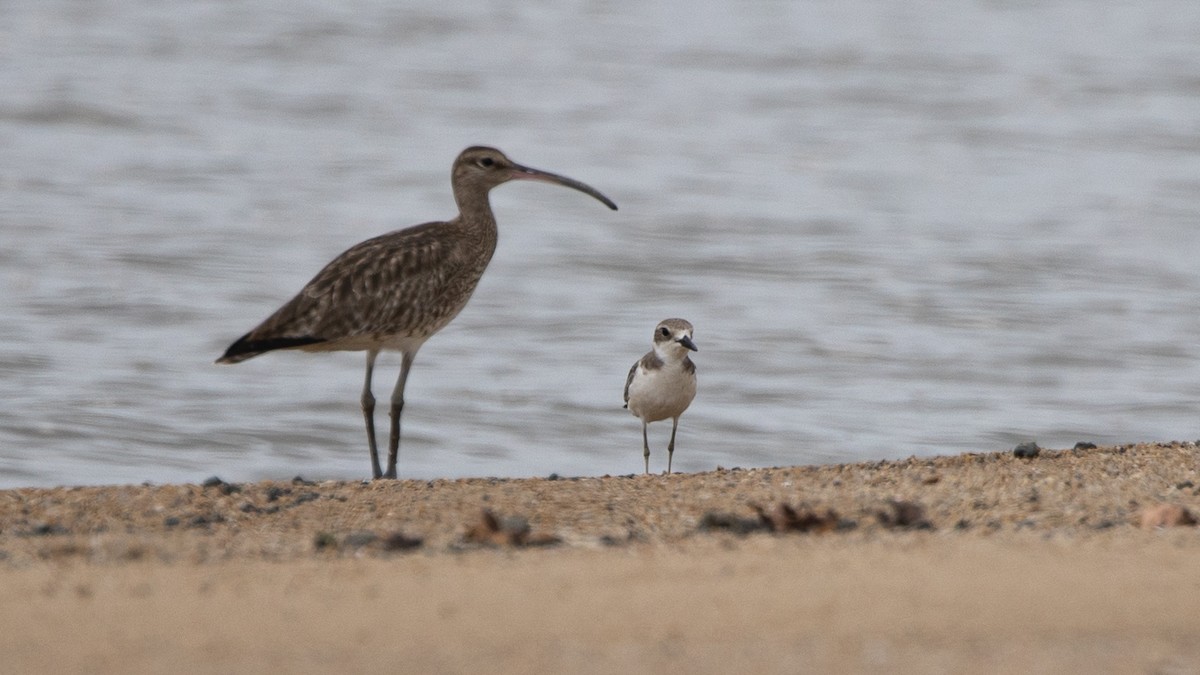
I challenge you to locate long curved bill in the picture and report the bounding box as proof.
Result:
[510,163,619,211]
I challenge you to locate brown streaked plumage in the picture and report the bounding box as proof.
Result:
[623,318,698,474]
[218,146,617,479]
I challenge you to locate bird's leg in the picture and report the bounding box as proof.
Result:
[362,350,382,479]
[667,417,680,475]
[642,422,650,475]
[385,351,416,479]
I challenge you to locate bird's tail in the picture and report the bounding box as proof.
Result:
[216,333,325,364]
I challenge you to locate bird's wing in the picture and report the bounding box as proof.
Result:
[622,359,638,408]
[243,221,464,344]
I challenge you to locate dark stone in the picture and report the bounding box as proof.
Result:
[201,476,239,495]
[380,532,423,551]
[30,522,67,536]
[1013,442,1041,459]
[1073,441,1097,451]
[313,532,338,550]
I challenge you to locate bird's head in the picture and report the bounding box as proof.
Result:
[451,146,617,211]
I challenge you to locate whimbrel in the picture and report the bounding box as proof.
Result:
[623,318,698,474]
[217,146,617,479]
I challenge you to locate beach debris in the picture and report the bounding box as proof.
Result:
[598,529,645,547]
[292,491,320,506]
[876,500,934,530]
[186,513,225,529]
[342,531,379,549]
[1138,504,1198,529]
[698,503,849,536]
[1013,442,1041,459]
[698,511,769,535]
[751,503,843,533]
[313,531,338,550]
[462,509,561,548]
[313,529,424,553]
[1073,441,1097,451]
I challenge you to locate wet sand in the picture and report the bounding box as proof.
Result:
[2,442,1199,673]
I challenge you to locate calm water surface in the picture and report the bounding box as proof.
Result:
[3,1,1200,487]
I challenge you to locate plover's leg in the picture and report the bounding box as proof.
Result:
[361,349,382,479]
[385,350,417,479]
[642,422,651,475]
[667,417,680,475]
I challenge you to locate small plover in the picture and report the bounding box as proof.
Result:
[623,318,698,474]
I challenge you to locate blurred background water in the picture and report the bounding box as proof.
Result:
[2,0,1200,488]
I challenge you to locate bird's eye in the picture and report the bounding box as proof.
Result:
[478,157,495,168]
[659,327,670,337]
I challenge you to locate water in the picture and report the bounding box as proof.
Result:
[3,0,1200,488]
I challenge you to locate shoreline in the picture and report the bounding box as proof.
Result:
[3,441,1199,672]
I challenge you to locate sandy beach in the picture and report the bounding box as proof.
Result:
[3,441,1199,673]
